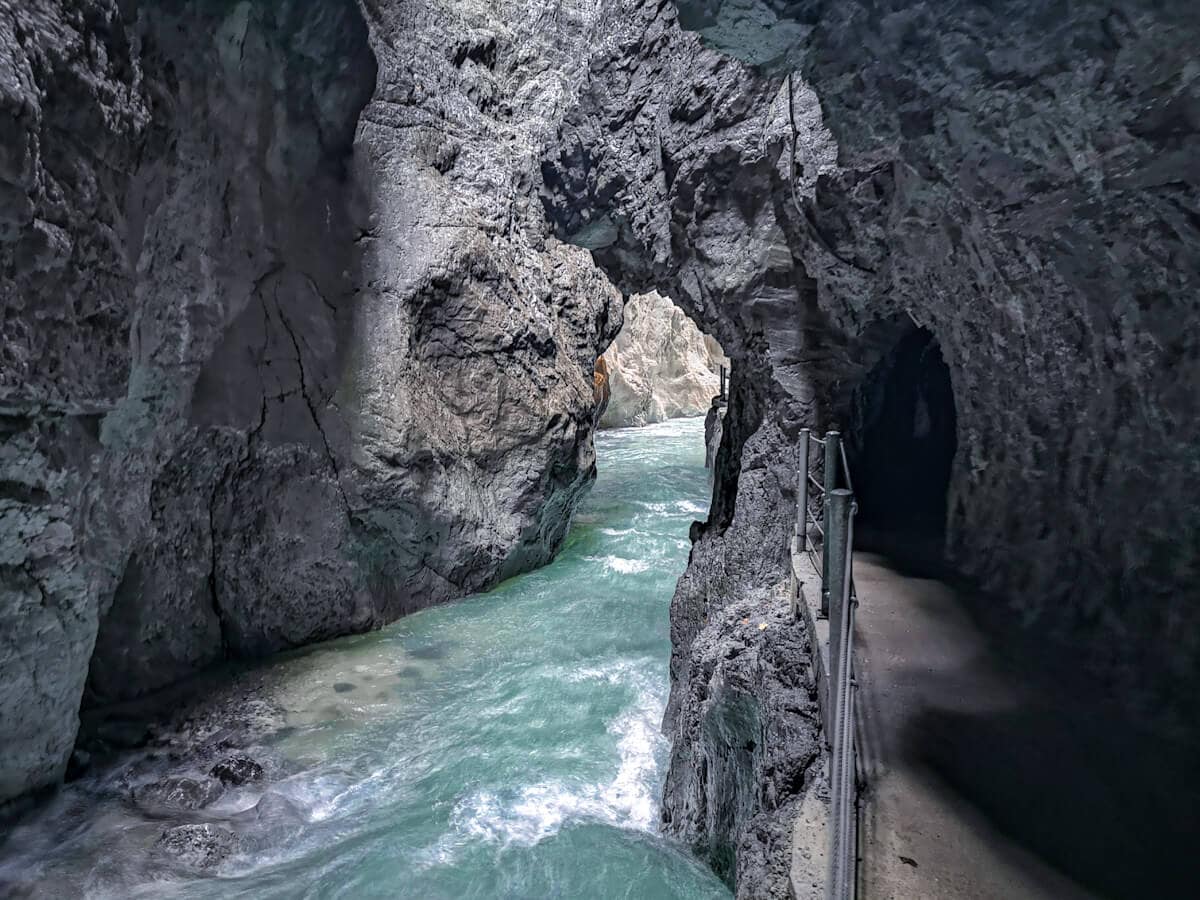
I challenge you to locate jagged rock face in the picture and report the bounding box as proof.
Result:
[0,0,620,808]
[666,0,1200,695]
[540,0,1200,891]
[345,0,622,607]
[541,5,825,890]
[1,0,376,805]
[599,291,728,428]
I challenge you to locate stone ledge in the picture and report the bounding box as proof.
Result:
[791,534,831,740]
[788,758,831,900]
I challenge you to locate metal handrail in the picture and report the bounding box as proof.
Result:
[828,502,857,900]
[793,428,859,900]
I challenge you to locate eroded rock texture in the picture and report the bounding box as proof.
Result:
[1,0,378,804]
[540,0,1200,892]
[345,0,622,609]
[1,0,620,807]
[541,6,828,891]
[599,290,727,428]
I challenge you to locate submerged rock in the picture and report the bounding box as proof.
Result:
[155,824,239,871]
[133,775,224,814]
[242,791,308,827]
[209,756,264,787]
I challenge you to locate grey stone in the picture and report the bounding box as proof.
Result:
[133,775,224,814]
[209,756,264,787]
[704,402,725,470]
[1,0,376,805]
[599,291,727,428]
[155,823,239,871]
[5,5,1198,897]
[537,0,1200,892]
[1,0,621,807]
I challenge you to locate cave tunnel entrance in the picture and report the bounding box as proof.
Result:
[845,326,957,566]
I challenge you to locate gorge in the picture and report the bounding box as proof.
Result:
[0,419,733,898]
[2,1,1198,898]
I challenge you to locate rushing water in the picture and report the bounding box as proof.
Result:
[1,417,730,900]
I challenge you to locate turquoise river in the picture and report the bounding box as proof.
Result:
[0,417,732,900]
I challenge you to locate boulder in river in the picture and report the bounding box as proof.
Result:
[156,824,239,871]
[133,775,224,814]
[209,756,264,787]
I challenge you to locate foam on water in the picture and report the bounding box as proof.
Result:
[588,554,651,574]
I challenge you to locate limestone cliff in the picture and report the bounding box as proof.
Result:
[0,0,620,808]
[599,291,728,428]
[1,0,378,805]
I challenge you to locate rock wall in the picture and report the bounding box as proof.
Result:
[343,0,621,613]
[540,0,1200,892]
[0,0,620,808]
[3,0,378,805]
[599,290,727,428]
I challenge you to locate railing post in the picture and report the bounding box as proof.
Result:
[826,488,856,900]
[719,364,727,400]
[826,488,853,717]
[796,429,810,549]
[821,430,840,618]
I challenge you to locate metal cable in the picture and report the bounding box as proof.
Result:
[808,473,826,493]
[806,548,822,578]
[839,443,854,494]
[810,435,827,445]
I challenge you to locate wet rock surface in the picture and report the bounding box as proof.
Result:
[0,642,353,894]
[4,0,1198,895]
[133,775,225,815]
[704,403,725,470]
[1,0,376,805]
[1,0,620,807]
[662,588,821,896]
[155,824,239,871]
[209,756,263,787]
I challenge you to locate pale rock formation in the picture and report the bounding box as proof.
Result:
[599,292,728,428]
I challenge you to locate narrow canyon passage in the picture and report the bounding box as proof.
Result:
[4,1,1199,897]
[0,420,728,900]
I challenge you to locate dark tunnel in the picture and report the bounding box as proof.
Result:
[845,326,957,566]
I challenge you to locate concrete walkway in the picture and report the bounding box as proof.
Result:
[851,552,1094,899]
[788,542,1200,899]
[850,548,1200,899]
